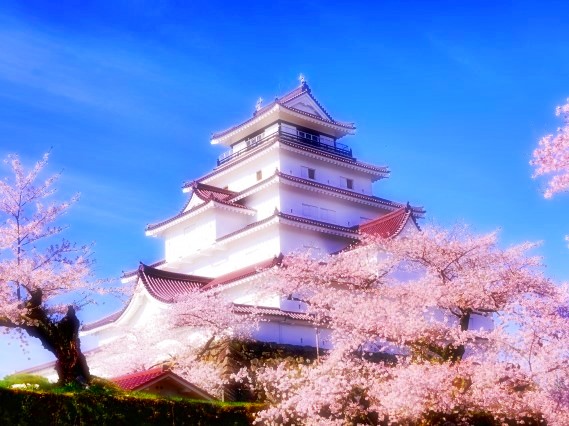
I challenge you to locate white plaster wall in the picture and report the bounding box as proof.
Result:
[164,211,216,263]
[215,209,252,239]
[225,230,280,271]
[279,148,374,195]
[254,322,333,349]
[221,278,281,307]
[89,291,166,346]
[279,225,351,256]
[244,189,280,221]
[231,123,279,154]
[184,193,206,212]
[205,148,280,192]
[279,184,390,228]
[183,225,281,278]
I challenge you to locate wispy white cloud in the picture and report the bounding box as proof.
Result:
[425,32,499,81]
[0,14,221,132]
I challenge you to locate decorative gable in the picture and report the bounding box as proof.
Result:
[283,93,329,120]
[184,192,205,212]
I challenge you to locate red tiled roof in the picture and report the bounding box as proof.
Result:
[83,257,284,331]
[138,263,212,303]
[112,367,165,390]
[358,206,417,238]
[190,182,236,202]
[110,368,214,399]
[179,182,240,214]
[232,303,314,322]
[139,257,282,303]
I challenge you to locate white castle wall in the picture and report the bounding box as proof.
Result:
[254,322,333,349]
[279,148,375,195]
[279,184,392,228]
[204,148,280,192]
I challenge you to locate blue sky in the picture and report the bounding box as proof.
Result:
[1,0,568,377]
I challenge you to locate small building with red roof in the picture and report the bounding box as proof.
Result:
[111,367,214,400]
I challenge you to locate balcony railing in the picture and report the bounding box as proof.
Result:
[217,130,353,166]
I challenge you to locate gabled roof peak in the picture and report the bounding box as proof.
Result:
[251,80,332,122]
[212,79,355,145]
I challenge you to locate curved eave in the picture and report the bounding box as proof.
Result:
[276,172,408,211]
[278,212,359,239]
[81,285,160,336]
[146,200,256,237]
[233,303,314,322]
[211,104,355,146]
[198,139,387,185]
[278,141,386,178]
[213,211,358,247]
[230,172,409,213]
[138,264,209,303]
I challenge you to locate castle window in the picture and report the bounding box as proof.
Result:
[302,203,318,219]
[256,170,262,181]
[297,130,320,143]
[320,208,336,223]
[301,166,316,180]
[340,177,353,190]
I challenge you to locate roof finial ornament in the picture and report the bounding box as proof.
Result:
[298,73,310,92]
[255,97,263,112]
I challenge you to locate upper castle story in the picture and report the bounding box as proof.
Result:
[199,79,389,195]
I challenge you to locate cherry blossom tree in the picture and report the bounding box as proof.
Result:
[531,98,569,199]
[0,153,99,385]
[250,226,569,425]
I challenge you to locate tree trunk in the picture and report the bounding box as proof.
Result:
[23,292,91,386]
[449,309,471,362]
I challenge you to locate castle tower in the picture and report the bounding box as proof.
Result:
[144,80,423,280]
[79,80,424,366]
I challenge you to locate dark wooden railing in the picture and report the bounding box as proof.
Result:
[217,130,352,166]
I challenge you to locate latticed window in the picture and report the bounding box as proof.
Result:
[340,176,354,190]
[301,166,316,180]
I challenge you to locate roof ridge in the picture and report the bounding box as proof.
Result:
[113,367,164,380]
[194,182,237,196]
[272,172,410,210]
[358,207,414,239]
[138,263,212,283]
[277,211,359,234]
[147,198,254,234]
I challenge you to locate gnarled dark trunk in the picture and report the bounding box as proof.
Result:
[23,291,91,386]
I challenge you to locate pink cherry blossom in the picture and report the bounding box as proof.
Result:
[531,98,569,199]
[252,225,569,424]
